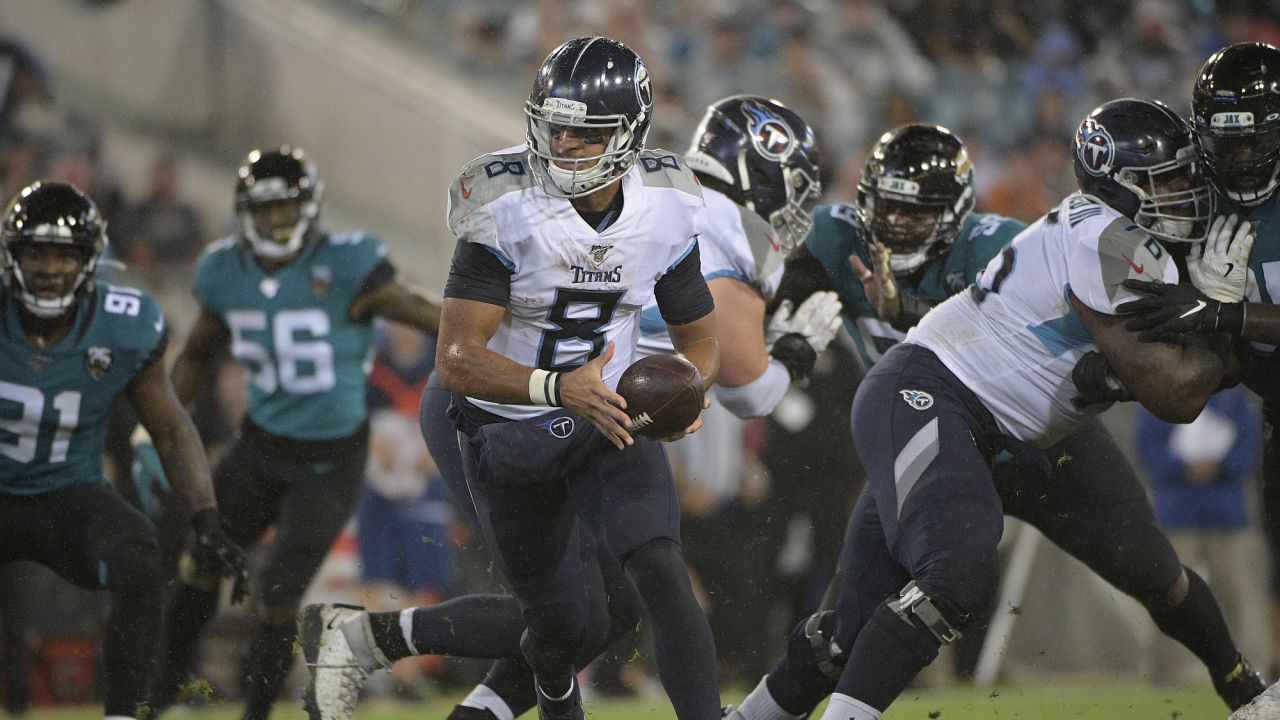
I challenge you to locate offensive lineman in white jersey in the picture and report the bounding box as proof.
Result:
[637,95,842,414]
[735,98,1267,720]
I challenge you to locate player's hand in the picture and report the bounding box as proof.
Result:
[191,508,250,604]
[658,396,711,443]
[1116,279,1243,341]
[849,242,900,322]
[1071,350,1133,406]
[1188,214,1254,303]
[559,342,633,450]
[765,291,843,353]
[129,424,171,520]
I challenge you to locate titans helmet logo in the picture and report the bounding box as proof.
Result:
[741,100,795,161]
[1076,118,1114,177]
[634,59,653,112]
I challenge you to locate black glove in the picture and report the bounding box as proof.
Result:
[1071,350,1132,406]
[1116,280,1245,342]
[770,332,819,381]
[192,508,250,604]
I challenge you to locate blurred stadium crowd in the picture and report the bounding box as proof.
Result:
[0,0,1278,712]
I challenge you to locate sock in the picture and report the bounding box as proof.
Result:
[240,620,298,720]
[735,676,805,720]
[456,684,515,720]
[834,604,939,711]
[152,584,220,708]
[409,595,524,658]
[819,693,880,720]
[479,658,537,718]
[1147,567,1240,678]
[367,611,414,661]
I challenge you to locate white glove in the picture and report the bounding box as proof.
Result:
[766,290,843,353]
[1189,214,1254,303]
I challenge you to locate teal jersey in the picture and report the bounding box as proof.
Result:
[1229,193,1280,401]
[195,232,389,440]
[805,203,1026,368]
[0,283,166,495]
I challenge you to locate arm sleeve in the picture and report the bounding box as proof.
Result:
[655,240,714,325]
[1067,218,1178,315]
[442,239,513,306]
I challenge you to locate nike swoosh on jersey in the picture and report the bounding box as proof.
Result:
[1179,300,1207,318]
[1122,254,1144,274]
[459,178,472,200]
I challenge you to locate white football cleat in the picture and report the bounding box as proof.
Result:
[1231,679,1280,720]
[300,604,391,720]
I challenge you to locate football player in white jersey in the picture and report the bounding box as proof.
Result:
[299,94,839,720]
[303,37,721,720]
[730,98,1267,720]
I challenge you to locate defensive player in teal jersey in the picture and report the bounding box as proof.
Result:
[149,147,441,720]
[0,181,243,720]
[777,124,1024,370]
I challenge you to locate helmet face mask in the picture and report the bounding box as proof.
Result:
[856,124,974,274]
[1074,98,1214,243]
[1,181,106,318]
[235,146,323,260]
[524,37,653,199]
[1192,42,1280,206]
[683,95,823,251]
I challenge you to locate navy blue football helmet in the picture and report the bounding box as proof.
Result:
[856,124,974,273]
[1191,42,1280,206]
[684,95,822,251]
[2,181,107,318]
[235,146,324,260]
[524,36,653,198]
[1073,98,1214,243]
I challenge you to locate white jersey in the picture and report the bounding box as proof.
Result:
[447,144,706,420]
[907,194,1179,447]
[635,185,785,356]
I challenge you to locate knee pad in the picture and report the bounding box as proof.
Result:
[886,581,969,646]
[789,610,846,681]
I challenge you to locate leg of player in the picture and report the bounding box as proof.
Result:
[589,437,722,720]
[249,438,365,720]
[1003,419,1267,710]
[816,344,1003,720]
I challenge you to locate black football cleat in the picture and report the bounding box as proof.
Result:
[1216,655,1269,711]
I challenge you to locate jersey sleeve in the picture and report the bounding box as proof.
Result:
[963,214,1027,281]
[1066,215,1178,315]
[97,286,168,378]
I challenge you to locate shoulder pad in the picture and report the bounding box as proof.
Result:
[635,149,703,198]
[447,147,535,228]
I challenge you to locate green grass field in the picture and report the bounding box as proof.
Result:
[20,683,1228,720]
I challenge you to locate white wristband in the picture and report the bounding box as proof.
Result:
[528,369,561,406]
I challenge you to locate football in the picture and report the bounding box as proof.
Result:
[616,354,705,439]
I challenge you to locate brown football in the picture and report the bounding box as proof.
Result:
[616,354,705,439]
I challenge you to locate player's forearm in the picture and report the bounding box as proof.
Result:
[669,319,720,388]
[436,340,547,404]
[1125,335,1228,422]
[151,416,216,511]
[1241,302,1280,345]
